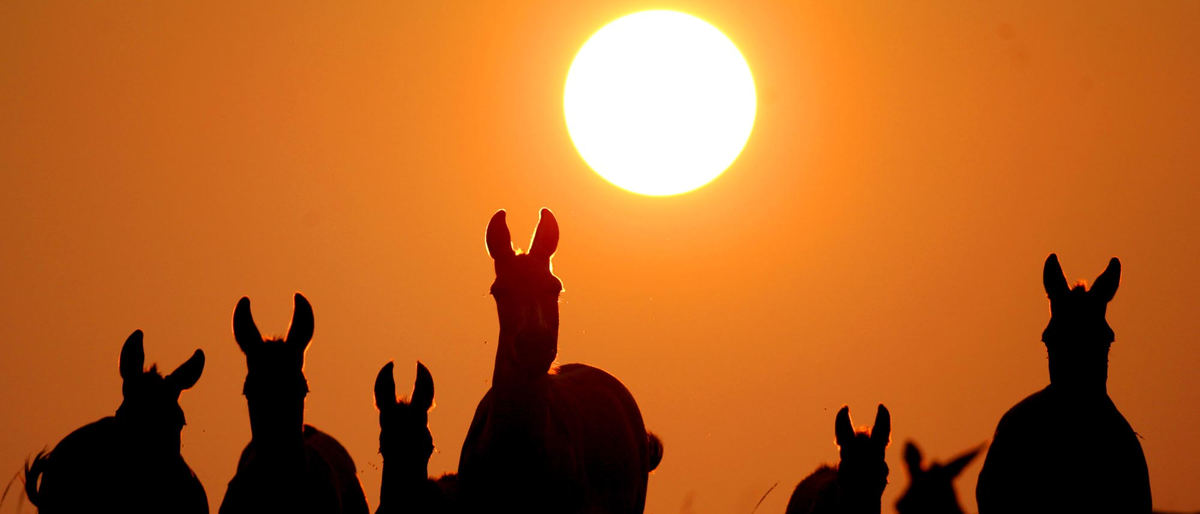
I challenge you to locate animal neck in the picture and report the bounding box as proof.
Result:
[491,327,557,390]
[246,396,306,453]
[1046,343,1110,396]
[380,454,430,507]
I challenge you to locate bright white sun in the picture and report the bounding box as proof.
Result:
[564,10,757,196]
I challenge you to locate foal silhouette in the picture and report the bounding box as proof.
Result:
[219,294,369,514]
[24,330,207,514]
[894,441,981,514]
[374,361,457,514]
[457,209,663,514]
[976,254,1152,513]
[786,405,891,514]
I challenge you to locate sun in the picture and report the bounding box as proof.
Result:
[564,10,757,197]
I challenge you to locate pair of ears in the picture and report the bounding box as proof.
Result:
[375,361,434,412]
[486,209,559,260]
[903,442,983,478]
[233,293,314,353]
[119,330,205,391]
[835,404,891,448]
[1043,253,1120,303]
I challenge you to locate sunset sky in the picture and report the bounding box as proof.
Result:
[2,2,1198,513]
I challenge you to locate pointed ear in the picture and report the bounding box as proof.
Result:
[233,297,262,354]
[871,404,891,448]
[943,444,985,478]
[1090,257,1120,303]
[287,293,314,351]
[835,406,854,447]
[903,441,923,476]
[412,361,434,411]
[529,208,559,259]
[486,210,515,260]
[119,330,145,381]
[375,362,396,411]
[167,350,205,391]
[1043,254,1070,300]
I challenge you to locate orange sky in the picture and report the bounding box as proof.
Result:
[2,2,1198,513]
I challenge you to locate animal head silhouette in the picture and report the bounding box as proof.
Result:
[1042,253,1119,346]
[374,361,435,466]
[115,329,205,452]
[485,208,562,378]
[232,293,315,438]
[1041,254,1121,390]
[895,441,981,514]
[834,405,891,502]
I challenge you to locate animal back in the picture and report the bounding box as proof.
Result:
[221,425,368,514]
[786,466,838,514]
[977,387,1151,513]
[27,417,208,514]
[458,363,654,514]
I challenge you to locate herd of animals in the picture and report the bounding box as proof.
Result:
[18,208,1165,513]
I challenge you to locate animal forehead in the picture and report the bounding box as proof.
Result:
[493,257,562,285]
[125,370,174,393]
[1050,293,1107,313]
[842,432,881,448]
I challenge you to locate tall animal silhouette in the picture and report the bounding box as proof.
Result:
[894,441,981,514]
[786,405,891,514]
[457,208,663,514]
[219,293,369,514]
[24,330,207,514]
[976,254,1152,513]
[374,361,457,514]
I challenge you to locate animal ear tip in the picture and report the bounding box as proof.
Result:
[294,293,312,308]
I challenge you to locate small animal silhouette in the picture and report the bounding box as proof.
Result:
[457,209,663,514]
[219,293,369,514]
[976,254,1152,513]
[24,330,208,514]
[374,361,457,514]
[786,405,891,514]
[894,441,982,514]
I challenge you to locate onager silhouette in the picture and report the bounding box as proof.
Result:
[976,254,1152,513]
[220,293,369,514]
[457,208,663,514]
[895,441,981,514]
[786,405,891,514]
[374,361,457,514]
[24,330,207,514]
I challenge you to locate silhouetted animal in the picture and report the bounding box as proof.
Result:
[976,254,1152,513]
[457,209,663,514]
[895,441,981,514]
[374,361,457,514]
[220,294,369,514]
[786,405,891,514]
[24,330,207,514]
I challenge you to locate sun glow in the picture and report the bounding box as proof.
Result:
[564,11,757,196]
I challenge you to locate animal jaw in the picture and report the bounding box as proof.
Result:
[787,404,891,514]
[485,208,563,386]
[221,293,369,514]
[375,361,453,514]
[1041,254,1121,394]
